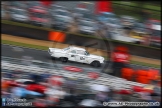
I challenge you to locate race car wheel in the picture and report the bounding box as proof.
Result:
[91,61,101,67]
[60,57,68,63]
[51,57,55,60]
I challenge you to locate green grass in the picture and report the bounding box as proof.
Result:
[112,1,161,11]
[2,20,161,50]
[2,40,160,68]
[144,4,161,11]
[129,61,160,68]
[112,1,161,20]
[112,4,160,20]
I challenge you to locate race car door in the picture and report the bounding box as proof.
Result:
[67,50,77,61]
[75,50,87,63]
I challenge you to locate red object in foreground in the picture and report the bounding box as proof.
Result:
[26,84,46,94]
[8,80,19,87]
[115,46,128,52]
[142,89,154,93]
[40,0,52,7]
[95,0,112,14]
[133,86,154,93]
[64,66,83,72]
[88,72,99,79]
[112,51,130,63]
[132,86,143,92]
[48,76,64,87]
[112,46,130,64]
[116,89,132,95]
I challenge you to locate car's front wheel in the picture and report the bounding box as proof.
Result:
[60,57,68,63]
[91,61,101,67]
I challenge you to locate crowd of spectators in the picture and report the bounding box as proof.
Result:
[2,69,161,107]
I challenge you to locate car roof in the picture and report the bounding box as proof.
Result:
[70,46,86,51]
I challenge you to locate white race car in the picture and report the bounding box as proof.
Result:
[48,46,105,67]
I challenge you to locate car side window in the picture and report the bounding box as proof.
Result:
[71,50,76,54]
[84,51,88,55]
[77,50,85,55]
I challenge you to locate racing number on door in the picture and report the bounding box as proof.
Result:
[80,57,85,60]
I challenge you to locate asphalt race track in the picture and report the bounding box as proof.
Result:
[2,44,160,72]
[2,44,104,72]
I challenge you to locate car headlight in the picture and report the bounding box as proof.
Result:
[48,49,52,54]
[101,57,104,61]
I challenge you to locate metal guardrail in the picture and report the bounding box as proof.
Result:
[2,55,160,70]
[2,56,148,90]
[1,56,102,72]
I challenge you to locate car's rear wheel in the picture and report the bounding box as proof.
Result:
[91,61,101,67]
[60,57,68,63]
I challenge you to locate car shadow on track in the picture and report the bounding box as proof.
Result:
[46,55,103,69]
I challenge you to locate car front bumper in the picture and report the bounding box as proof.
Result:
[48,49,52,55]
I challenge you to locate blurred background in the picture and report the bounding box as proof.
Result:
[1,1,161,47]
[1,0,161,107]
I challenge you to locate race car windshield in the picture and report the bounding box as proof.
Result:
[63,47,70,51]
[85,51,90,55]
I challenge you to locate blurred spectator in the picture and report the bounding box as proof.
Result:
[111,46,130,77]
[33,96,48,107]
[95,91,109,103]
[29,73,42,83]
[96,22,107,37]
[152,84,161,96]
[110,94,123,102]
[105,26,111,39]
[11,84,26,98]
[45,86,64,104]
[138,91,152,101]
[79,99,101,107]
[65,78,77,90]
[40,71,51,82]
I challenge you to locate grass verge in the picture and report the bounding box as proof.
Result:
[112,1,161,11]
[2,40,160,68]
[2,20,161,50]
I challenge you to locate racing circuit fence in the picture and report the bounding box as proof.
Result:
[2,56,150,91]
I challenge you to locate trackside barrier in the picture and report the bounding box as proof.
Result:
[2,61,147,90]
